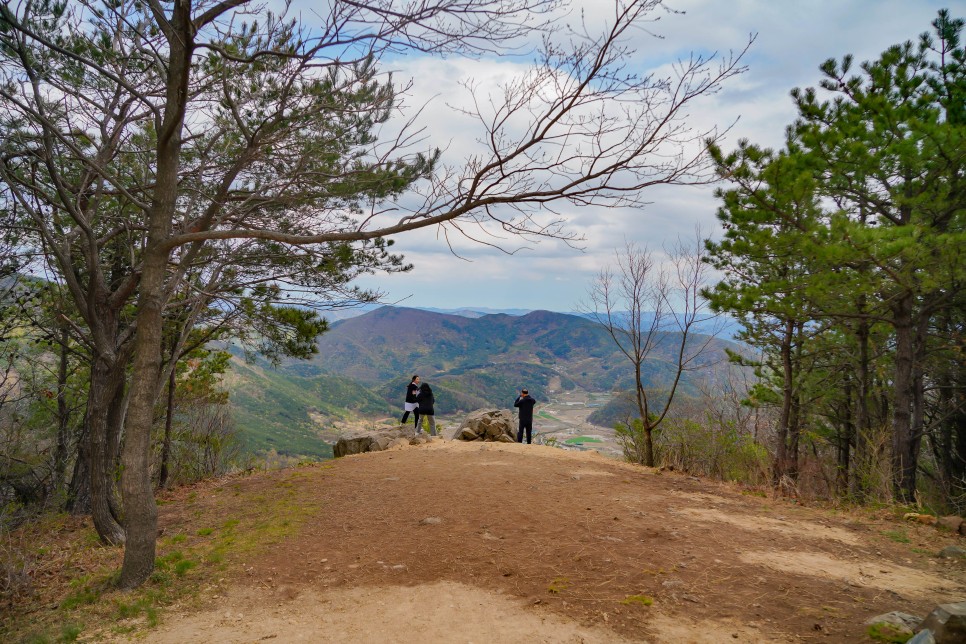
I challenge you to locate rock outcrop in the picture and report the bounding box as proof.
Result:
[866,602,966,644]
[919,602,966,643]
[453,409,516,442]
[334,426,433,457]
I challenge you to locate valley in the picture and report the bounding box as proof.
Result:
[529,388,622,458]
[317,387,624,458]
[228,306,742,461]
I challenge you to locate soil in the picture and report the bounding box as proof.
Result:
[135,439,965,643]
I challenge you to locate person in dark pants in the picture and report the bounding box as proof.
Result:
[513,388,536,444]
[400,375,420,424]
[414,381,437,436]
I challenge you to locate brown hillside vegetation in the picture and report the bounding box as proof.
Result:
[6,441,966,642]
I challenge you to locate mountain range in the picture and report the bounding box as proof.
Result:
[230,306,747,456]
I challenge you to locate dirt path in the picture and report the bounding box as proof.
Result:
[144,441,966,643]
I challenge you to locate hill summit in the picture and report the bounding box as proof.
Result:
[69,441,966,642]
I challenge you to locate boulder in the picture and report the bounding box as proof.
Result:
[905,512,938,525]
[908,630,936,644]
[370,435,393,452]
[334,426,415,457]
[454,409,515,443]
[865,612,920,641]
[918,602,966,644]
[937,516,964,533]
[333,435,373,458]
[938,546,966,559]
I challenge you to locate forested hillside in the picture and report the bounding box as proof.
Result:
[224,306,740,454]
[305,306,734,392]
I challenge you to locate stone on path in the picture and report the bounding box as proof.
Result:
[918,602,966,644]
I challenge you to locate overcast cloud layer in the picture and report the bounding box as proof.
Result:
[338,0,952,312]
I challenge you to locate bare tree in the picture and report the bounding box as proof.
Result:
[0,0,751,587]
[583,230,722,466]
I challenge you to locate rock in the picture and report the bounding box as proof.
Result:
[454,409,515,443]
[370,435,392,452]
[908,630,936,644]
[333,435,373,458]
[387,437,409,450]
[495,434,516,443]
[905,512,938,525]
[918,602,966,644]
[937,516,964,533]
[865,611,920,641]
[334,426,416,457]
[484,422,505,439]
[938,546,966,559]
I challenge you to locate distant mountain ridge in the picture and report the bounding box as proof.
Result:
[230,306,747,456]
[285,306,740,406]
[322,305,743,339]
[320,304,534,322]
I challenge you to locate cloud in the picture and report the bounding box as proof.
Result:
[306,1,953,311]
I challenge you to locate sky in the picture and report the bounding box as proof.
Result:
[339,0,954,313]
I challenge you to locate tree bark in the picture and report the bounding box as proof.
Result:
[851,314,872,499]
[773,318,795,484]
[158,359,176,489]
[87,353,127,545]
[66,430,91,515]
[634,368,654,467]
[119,2,193,588]
[53,327,71,499]
[106,379,129,524]
[838,376,853,494]
[891,292,917,502]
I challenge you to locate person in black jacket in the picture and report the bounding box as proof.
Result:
[401,375,420,425]
[414,381,437,436]
[513,388,536,444]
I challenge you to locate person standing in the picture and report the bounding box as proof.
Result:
[401,375,420,424]
[415,381,437,436]
[514,388,536,444]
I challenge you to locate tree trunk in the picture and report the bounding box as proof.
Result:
[158,361,176,489]
[87,353,127,545]
[838,377,853,494]
[786,322,804,481]
[905,312,930,501]
[119,252,165,589]
[788,390,801,481]
[66,431,91,515]
[105,380,128,524]
[851,315,872,499]
[634,366,654,467]
[891,293,917,502]
[119,5,193,589]
[773,318,795,484]
[53,327,71,499]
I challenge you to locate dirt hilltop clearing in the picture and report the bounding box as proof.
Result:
[114,441,964,642]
